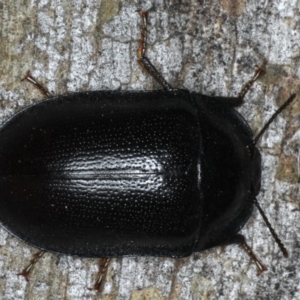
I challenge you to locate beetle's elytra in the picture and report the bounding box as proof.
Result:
[0,10,296,291]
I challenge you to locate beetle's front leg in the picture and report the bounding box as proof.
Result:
[214,66,266,107]
[227,234,267,275]
[238,66,266,101]
[137,10,172,90]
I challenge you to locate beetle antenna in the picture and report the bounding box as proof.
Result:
[254,93,296,144]
[253,198,289,257]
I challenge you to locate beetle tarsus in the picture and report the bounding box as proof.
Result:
[229,234,267,275]
[17,250,45,281]
[137,10,172,90]
[88,257,110,293]
[22,71,53,98]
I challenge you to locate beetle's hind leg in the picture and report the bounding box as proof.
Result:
[22,71,53,98]
[137,11,172,90]
[89,258,110,293]
[17,250,45,281]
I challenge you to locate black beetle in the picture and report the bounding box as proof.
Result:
[0,10,296,291]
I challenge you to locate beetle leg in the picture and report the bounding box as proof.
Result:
[238,65,266,101]
[214,66,266,107]
[228,234,267,275]
[17,250,45,281]
[137,10,172,90]
[22,71,53,98]
[88,257,110,293]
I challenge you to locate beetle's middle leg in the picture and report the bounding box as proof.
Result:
[137,11,172,90]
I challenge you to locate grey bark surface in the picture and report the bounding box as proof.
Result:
[0,0,300,299]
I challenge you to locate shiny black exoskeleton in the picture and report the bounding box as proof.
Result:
[0,88,260,257]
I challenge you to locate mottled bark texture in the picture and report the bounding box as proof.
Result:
[0,0,300,299]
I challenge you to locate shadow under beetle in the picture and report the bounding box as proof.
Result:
[0,10,296,292]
